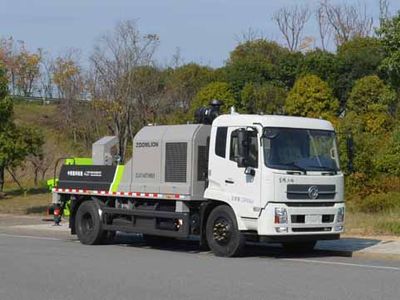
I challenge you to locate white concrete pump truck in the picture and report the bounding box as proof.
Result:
[51,101,345,257]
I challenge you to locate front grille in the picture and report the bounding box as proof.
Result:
[291,214,335,224]
[287,184,336,200]
[292,227,332,232]
[165,142,187,183]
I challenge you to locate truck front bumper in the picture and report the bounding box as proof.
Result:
[256,202,345,238]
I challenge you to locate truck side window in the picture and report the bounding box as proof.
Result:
[215,127,228,158]
[230,129,258,168]
[230,131,239,162]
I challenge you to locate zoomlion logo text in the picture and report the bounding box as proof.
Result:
[136,141,159,148]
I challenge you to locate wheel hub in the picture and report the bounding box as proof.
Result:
[213,218,231,244]
[81,212,94,235]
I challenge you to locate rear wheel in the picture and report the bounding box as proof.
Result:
[76,201,105,245]
[206,205,245,257]
[282,241,317,253]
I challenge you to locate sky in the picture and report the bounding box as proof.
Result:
[0,0,399,67]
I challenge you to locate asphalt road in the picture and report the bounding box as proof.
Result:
[1,232,400,300]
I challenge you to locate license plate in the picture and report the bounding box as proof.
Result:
[305,215,322,224]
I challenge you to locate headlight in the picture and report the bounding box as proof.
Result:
[274,207,288,224]
[337,207,345,223]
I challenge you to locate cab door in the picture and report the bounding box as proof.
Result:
[222,127,261,218]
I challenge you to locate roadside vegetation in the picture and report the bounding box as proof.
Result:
[0,187,50,215]
[0,0,400,235]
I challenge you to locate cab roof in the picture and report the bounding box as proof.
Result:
[212,114,335,131]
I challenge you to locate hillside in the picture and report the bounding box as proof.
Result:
[1,101,94,215]
[8,101,91,187]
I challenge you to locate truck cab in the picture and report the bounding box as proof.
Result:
[205,114,344,243]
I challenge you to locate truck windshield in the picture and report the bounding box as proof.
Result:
[262,127,340,172]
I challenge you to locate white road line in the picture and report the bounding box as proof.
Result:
[0,233,62,241]
[284,258,400,271]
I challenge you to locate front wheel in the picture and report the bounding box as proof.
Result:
[206,205,245,257]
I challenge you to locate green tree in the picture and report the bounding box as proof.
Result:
[339,76,397,176]
[0,65,43,192]
[190,82,236,115]
[0,38,42,97]
[223,39,291,94]
[165,63,215,112]
[241,82,286,114]
[377,13,400,89]
[223,55,274,96]
[240,82,257,113]
[336,37,385,105]
[129,66,166,127]
[337,111,382,176]
[347,75,396,113]
[276,50,303,88]
[299,49,339,89]
[229,39,287,65]
[0,70,13,124]
[285,75,339,119]
[347,75,396,133]
[376,125,400,176]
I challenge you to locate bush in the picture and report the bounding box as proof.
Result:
[346,75,396,114]
[240,82,286,114]
[285,74,339,119]
[369,176,400,193]
[357,192,400,213]
[345,172,370,195]
[376,126,400,176]
[190,82,237,115]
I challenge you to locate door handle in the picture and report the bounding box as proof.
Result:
[225,179,234,184]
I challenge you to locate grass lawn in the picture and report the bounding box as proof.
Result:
[0,190,51,215]
[345,210,400,236]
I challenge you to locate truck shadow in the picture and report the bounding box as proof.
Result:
[112,234,382,259]
[247,237,382,259]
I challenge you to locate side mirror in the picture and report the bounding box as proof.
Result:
[244,167,256,176]
[237,129,249,168]
[346,135,354,173]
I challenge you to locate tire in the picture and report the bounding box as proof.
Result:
[75,201,105,245]
[206,205,245,257]
[282,241,317,253]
